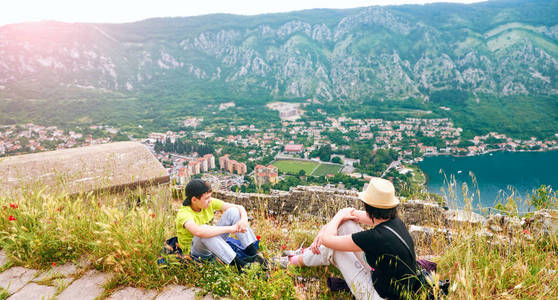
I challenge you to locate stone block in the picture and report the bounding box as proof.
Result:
[57,270,113,300]
[108,287,157,299]
[6,283,56,300]
[34,263,79,282]
[486,214,523,233]
[155,285,199,300]
[400,199,445,226]
[0,267,38,294]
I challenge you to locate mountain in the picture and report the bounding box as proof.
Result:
[0,0,557,102]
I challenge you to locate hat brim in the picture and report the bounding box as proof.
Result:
[358,191,400,209]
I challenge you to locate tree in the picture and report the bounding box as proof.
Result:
[313,145,332,162]
[331,156,342,164]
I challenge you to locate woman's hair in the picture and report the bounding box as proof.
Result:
[364,203,398,220]
[183,179,212,206]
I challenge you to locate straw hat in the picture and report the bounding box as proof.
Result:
[358,177,399,209]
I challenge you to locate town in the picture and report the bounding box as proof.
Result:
[2,112,558,192]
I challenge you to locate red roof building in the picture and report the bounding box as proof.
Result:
[284,144,304,153]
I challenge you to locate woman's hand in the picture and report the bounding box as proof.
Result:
[336,207,357,222]
[309,231,325,254]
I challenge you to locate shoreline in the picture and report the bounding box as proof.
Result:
[421,146,558,159]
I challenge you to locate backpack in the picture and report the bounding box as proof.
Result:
[383,225,450,298]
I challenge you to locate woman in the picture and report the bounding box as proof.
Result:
[175,179,262,270]
[278,177,419,299]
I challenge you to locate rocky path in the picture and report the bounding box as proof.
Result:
[0,250,214,300]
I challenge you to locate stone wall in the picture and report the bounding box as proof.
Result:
[213,185,446,226]
[214,185,557,240]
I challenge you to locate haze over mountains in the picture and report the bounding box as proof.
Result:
[0,0,557,102]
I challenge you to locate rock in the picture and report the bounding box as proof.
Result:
[6,283,56,300]
[107,287,157,299]
[0,267,38,294]
[444,210,485,227]
[409,225,435,245]
[487,213,505,226]
[489,224,504,233]
[507,216,523,232]
[409,224,454,247]
[57,270,113,300]
[530,209,558,237]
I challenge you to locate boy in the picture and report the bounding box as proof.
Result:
[176,179,262,270]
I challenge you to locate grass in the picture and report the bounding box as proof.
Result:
[272,159,343,176]
[272,160,319,175]
[311,164,343,177]
[0,180,557,299]
[0,288,8,300]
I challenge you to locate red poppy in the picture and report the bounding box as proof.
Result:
[8,215,16,221]
[151,213,156,218]
[282,245,287,250]
[256,235,261,240]
[52,262,56,266]
[10,203,18,209]
[522,229,530,235]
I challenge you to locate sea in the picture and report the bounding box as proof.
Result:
[418,150,558,213]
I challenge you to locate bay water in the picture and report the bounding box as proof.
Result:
[418,150,558,213]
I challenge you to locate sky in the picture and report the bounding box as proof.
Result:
[0,0,486,26]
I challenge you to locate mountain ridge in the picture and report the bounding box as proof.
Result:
[0,0,557,101]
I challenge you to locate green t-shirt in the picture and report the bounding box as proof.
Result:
[175,198,224,254]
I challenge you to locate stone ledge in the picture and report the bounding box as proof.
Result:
[0,267,38,294]
[57,270,113,300]
[6,282,56,300]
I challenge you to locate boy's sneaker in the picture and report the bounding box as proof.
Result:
[273,256,290,269]
[250,254,270,271]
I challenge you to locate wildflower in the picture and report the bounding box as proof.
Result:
[256,235,261,240]
[282,245,287,250]
[52,262,56,267]
[522,229,530,235]
[8,215,16,221]
[151,213,156,218]
[10,203,18,209]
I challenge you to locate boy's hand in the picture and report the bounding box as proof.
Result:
[229,224,243,233]
[237,219,248,233]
